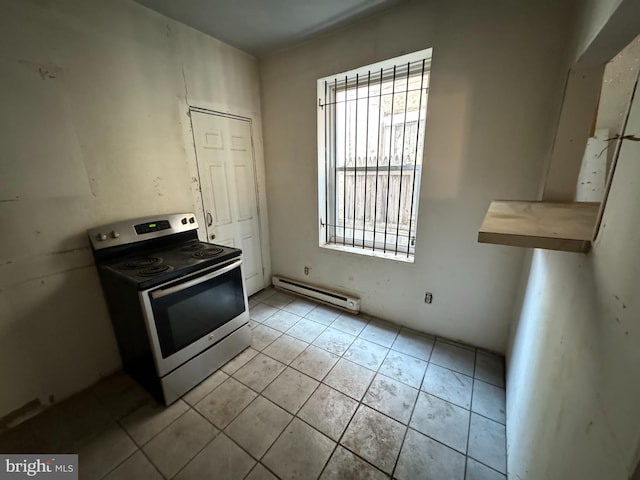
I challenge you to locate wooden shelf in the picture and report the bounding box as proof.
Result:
[478,201,600,253]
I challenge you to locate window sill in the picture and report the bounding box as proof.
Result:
[477,200,600,253]
[320,243,415,263]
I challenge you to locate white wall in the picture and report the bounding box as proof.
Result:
[507,86,640,477]
[507,3,640,476]
[596,34,640,138]
[573,0,624,63]
[260,0,576,353]
[594,34,640,177]
[0,0,267,421]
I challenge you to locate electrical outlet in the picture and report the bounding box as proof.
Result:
[304,266,310,275]
[424,292,433,304]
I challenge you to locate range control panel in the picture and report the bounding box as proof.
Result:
[134,220,171,235]
[88,213,199,250]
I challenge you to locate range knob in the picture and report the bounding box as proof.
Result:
[110,230,120,239]
[181,217,188,225]
[96,233,107,241]
[189,217,195,224]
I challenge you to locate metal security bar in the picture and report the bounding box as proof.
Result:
[319,53,430,258]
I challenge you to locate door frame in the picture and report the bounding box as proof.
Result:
[187,106,267,294]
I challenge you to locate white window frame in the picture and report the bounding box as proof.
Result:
[317,49,432,262]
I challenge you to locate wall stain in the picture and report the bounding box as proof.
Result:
[7,265,94,290]
[153,177,164,197]
[613,294,627,309]
[47,246,90,256]
[586,420,593,434]
[89,177,98,197]
[1,57,62,77]
[0,399,42,432]
[0,198,20,203]
[38,67,56,80]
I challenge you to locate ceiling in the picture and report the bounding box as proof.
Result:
[135,0,404,56]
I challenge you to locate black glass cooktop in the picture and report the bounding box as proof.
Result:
[99,240,241,290]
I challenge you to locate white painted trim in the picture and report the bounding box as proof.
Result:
[320,243,414,263]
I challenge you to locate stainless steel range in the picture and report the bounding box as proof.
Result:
[88,213,251,405]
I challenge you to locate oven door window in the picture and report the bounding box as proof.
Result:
[150,265,245,358]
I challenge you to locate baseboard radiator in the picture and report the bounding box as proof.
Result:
[271,275,360,313]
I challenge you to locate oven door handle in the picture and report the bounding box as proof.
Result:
[150,259,242,300]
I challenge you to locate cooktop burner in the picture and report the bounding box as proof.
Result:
[119,257,161,269]
[180,244,207,252]
[138,265,174,277]
[192,247,224,259]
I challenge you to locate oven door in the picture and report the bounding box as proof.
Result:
[139,257,249,377]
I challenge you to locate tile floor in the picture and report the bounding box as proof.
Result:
[0,287,507,480]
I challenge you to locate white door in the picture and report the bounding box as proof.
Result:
[191,111,265,295]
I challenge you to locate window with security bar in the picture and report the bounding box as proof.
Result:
[317,49,431,261]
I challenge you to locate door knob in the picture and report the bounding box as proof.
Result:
[210,234,216,240]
